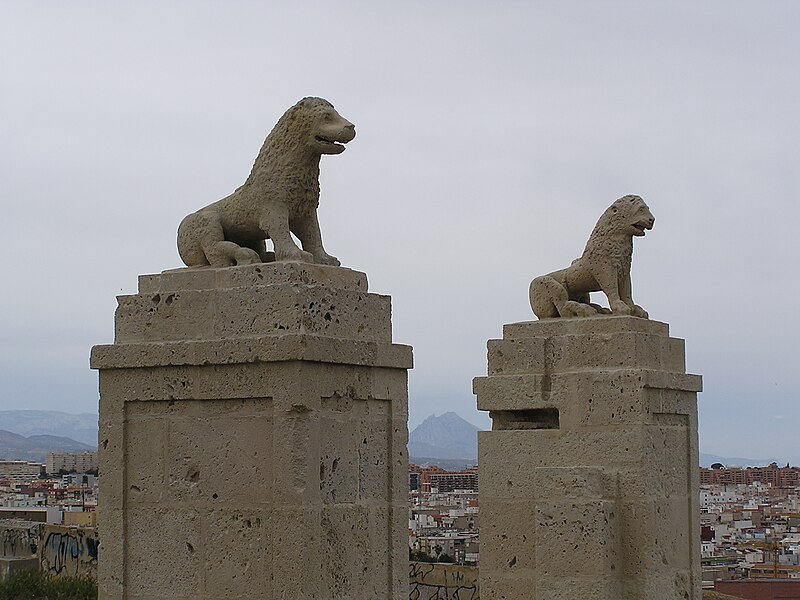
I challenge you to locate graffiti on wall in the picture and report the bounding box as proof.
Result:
[0,522,44,558]
[38,526,98,579]
[409,562,479,600]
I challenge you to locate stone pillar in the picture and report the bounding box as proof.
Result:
[91,263,412,600]
[474,317,701,600]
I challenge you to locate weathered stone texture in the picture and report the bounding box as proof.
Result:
[475,316,701,600]
[92,262,411,599]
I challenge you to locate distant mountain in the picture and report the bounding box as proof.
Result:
[699,453,780,468]
[409,412,480,461]
[0,411,97,447]
[0,430,95,463]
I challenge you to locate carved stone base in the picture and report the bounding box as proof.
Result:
[474,317,701,600]
[91,263,412,600]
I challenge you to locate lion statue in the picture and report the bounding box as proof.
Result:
[529,194,655,319]
[177,97,355,268]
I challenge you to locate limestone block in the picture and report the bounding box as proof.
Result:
[388,503,411,597]
[202,509,271,600]
[319,408,361,504]
[95,508,124,599]
[115,284,391,343]
[503,316,669,338]
[617,497,694,575]
[125,508,201,599]
[534,577,622,600]
[93,263,410,600]
[162,402,275,506]
[270,506,321,600]
[479,498,538,579]
[91,334,412,371]
[475,369,700,421]
[476,316,701,600]
[532,466,618,501]
[321,504,371,598]
[487,328,684,375]
[139,262,368,294]
[535,499,619,577]
[478,574,538,600]
[125,416,167,503]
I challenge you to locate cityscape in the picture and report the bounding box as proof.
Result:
[2,419,799,598]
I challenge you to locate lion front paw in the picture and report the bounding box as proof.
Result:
[315,253,341,267]
[610,301,634,316]
[277,247,314,263]
[589,303,612,315]
[631,304,649,319]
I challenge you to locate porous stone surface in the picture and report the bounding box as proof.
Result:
[474,316,702,600]
[177,97,355,268]
[530,195,655,319]
[91,261,411,600]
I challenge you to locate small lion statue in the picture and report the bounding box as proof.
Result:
[529,194,655,319]
[177,97,355,267]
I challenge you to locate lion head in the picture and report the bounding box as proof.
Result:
[590,194,655,240]
[255,97,355,161]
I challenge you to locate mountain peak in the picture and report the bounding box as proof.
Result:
[409,412,480,461]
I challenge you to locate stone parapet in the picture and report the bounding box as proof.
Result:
[92,262,411,600]
[475,316,701,600]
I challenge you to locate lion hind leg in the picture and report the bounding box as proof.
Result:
[530,276,565,319]
[177,213,211,267]
[531,276,600,319]
[179,211,260,267]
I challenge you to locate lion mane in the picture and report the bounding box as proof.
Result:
[177,97,355,268]
[529,195,655,319]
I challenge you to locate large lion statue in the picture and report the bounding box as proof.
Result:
[529,194,655,319]
[177,97,355,267]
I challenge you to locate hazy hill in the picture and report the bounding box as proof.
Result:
[0,430,95,463]
[699,453,778,468]
[0,410,98,447]
[409,412,480,461]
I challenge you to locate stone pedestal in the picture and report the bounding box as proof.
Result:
[91,262,412,600]
[473,317,701,600]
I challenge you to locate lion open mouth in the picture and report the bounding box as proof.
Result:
[315,135,345,148]
[631,220,652,235]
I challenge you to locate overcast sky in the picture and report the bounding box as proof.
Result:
[1,1,798,463]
